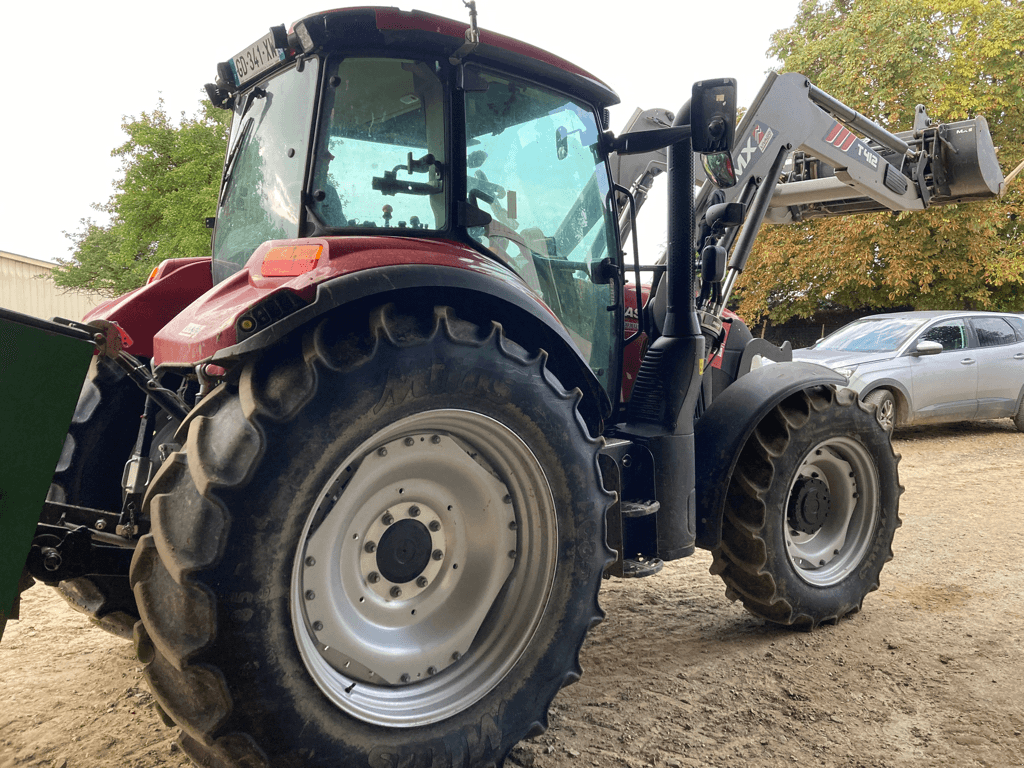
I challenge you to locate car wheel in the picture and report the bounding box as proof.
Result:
[863,389,896,431]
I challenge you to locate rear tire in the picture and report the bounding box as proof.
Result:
[131,304,612,767]
[710,386,901,628]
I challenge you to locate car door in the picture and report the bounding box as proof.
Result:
[907,318,978,424]
[968,315,1024,419]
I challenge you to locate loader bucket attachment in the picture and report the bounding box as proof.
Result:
[930,116,1004,202]
[0,309,94,641]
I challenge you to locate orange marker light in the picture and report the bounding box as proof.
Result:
[261,244,324,277]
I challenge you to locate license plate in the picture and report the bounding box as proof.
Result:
[230,31,285,87]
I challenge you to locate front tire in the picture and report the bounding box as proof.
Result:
[710,385,901,628]
[131,304,612,767]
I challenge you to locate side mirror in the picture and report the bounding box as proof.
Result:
[692,78,737,188]
[911,340,943,356]
[691,78,737,154]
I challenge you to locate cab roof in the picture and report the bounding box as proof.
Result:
[289,6,619,108]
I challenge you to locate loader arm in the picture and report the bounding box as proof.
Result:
[610,71,1004,249]
[610,71,1005,335]
[698,71,1004,223]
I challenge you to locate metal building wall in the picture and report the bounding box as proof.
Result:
[0,251,104,322]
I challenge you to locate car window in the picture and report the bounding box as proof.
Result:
[919,319,967,351]
[972,316,1017,347]
[1005,315,1024,341]
[813,317,922,352]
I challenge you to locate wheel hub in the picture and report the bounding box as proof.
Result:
[784,440,879,585]
[376,518,432,584]
[787,476,832,534]
[360,502,446,602]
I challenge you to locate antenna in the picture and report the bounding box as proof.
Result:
[449,1,480,65]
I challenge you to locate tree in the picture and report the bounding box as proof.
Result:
[53,100,230,296]
[733,0,1024,325]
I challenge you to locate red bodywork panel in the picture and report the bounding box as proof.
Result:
[83,258,213,359]
[621,284,649,403]
[153,236,545,368]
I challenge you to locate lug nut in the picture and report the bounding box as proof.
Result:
[503,494,512,504]
[508,550,517,559]
[305,590,316,600]
[305,556,316,567]
[364,541,376,553]
[427,666,438,676]
[404,437,415,446]
[431,435,441,444]
[390,586,402,598]
[432,549,444,561]
[508,521,517,531]
[382,512,394,525]
[428,520,441,532]
[409,505,420,517]
[416,576,428,588]
[378,447,388,457]
[451,651,461,662]
[400,673,411,683]
[368,572,380,584]
[312,621,323,631]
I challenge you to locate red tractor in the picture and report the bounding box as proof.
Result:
[4,4,1004,766]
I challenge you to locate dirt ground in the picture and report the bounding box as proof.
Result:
[2,420,1022,768]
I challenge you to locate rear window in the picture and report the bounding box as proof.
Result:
[972,316,1017,347]
[1005,315,1024,341]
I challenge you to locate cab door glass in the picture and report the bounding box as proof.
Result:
[464,68,618,387]
[212,61,319,281]
[311,57,446,230]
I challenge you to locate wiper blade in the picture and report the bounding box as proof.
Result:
[219,116,254,207]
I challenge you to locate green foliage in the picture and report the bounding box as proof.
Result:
[734,0,1024,324]
[54,100,230,296]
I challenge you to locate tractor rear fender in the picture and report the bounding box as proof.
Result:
[81,258,213,359]
[199,261,613,431]
[694,361,846,551]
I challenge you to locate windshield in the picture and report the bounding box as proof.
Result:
[815,317,924,353]
[464,67,618,391]
[212,61,319,282]
[310,57,446,230]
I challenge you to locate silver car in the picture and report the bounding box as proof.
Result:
[793,310,1024,431]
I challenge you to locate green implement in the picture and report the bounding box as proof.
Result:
[0,309,94,641]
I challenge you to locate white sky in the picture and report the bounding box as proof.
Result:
[2,0,801,266]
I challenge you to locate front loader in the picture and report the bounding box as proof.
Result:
[1,5,1005,767]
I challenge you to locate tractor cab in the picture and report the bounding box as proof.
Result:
[206,6,623,393]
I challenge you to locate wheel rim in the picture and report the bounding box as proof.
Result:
[290,409,557,727]
[876,396,895,431]
[784,436,879,587]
